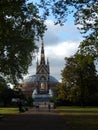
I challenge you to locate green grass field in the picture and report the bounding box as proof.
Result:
[56,106,98,130]
[0,107,19,114]
[1,106,98,130]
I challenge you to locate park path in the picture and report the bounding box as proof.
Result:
[0,106,70,130]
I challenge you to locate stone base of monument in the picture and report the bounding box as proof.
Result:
[32,88,53,103]
[32,94,52,103]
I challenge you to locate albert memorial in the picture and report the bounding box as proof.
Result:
[20,40,59,102]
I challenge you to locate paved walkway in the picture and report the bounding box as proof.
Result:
[0,107,70,130]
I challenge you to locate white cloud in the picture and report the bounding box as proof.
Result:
[44,20,82,45]
[45,41,79,58]
[44,41,80,81]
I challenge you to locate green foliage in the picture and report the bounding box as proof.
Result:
[57,83,67,100]
[26,96,33,106]
[74,0,98,34]
[0,0,97,85]
[57,53,98,105]
[0,0,46,84]
[0,83,14,107]
[0,108,19,114]
[36,0,98,57]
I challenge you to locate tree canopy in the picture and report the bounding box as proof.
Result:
[0,0,45,84]
[35,0,98,57]
[0,0,97,86]
[58,53,98,105]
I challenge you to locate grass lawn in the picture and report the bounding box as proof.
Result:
[0,107,19,114]
[56,106,98,130]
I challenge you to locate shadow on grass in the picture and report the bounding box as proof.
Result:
[57,107,98,130]
[63,114,98,130]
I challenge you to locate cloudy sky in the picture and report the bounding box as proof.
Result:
[25,15,83,82]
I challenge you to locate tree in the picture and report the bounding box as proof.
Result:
[61,56,81,104]
[0,76,7,102]
[0,0,46,84]
[57,83,67,101]
[35,0,98,56]
[74,0,98,58]
[0,76,14,106]
[60,53,98,105]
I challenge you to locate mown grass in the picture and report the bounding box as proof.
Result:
[1,106,98,130]
[56,106,98,130]
[0,107,19,114]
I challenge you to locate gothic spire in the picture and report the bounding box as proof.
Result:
[40,38,45,64]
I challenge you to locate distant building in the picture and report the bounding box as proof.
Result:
[20,40,59,99]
